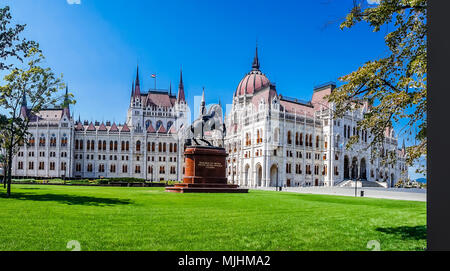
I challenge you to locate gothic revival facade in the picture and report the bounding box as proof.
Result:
[11,68,190,181]
[224,47,408,188]
[10,50,408,187]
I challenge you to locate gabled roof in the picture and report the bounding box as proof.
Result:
[146,122,156,133]
[98,122,107,131]
[109,122,119,132]
[168,125,177,134]
[156,124,166,133]
[144,91,175,107]
[121,123,130,132]
[87,122,96,131]
[75,122,84,131]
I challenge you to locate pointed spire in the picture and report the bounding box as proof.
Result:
[62,85,70,118]
[252,43,260,71]
[135,65,140,86]
[169,81,172,96]
[177,68,186,103]
[21,89,27,107]
[20,90,28,119]
[134,65,141,97]
[131,79,135,98]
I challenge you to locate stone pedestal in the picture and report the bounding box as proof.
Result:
[166,146,248,193]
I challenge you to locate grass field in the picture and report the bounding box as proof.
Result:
[0,184,426,251]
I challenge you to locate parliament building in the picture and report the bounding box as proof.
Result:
[10,48,408,187]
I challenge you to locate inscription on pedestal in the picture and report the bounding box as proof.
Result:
[198,161,223,169]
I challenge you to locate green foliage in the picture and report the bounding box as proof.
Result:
[0,5,76,196]
[327,0,426,171]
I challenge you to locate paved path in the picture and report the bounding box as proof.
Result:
[244,186,426,202]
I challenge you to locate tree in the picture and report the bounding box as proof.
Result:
[0,6,73,197]
[327,0,426,171]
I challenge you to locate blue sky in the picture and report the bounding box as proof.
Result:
[2,0,424,179]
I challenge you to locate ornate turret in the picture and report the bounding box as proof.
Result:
[134,65,141,98]
[177,68,186,103]
[20,90,28,119]
[62,85,70,118]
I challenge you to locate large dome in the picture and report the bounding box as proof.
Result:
[235,70,270,97]
[234,46,270,97]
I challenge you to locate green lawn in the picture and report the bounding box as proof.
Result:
[0,184,426,251]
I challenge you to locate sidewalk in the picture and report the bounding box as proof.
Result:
[245,186,426,202]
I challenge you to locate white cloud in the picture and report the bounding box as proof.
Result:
[67,0,81,4]
[367,0,380,4]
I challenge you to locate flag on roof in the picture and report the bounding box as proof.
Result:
[151,73,156,78]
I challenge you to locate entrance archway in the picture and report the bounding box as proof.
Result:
[270,164,278,187]
[351,157,358,179]
[256,164,262,187]
[244,164,250,186]
[344,155,350,179]
[360,158,367,180]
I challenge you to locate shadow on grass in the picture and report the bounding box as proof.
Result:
[376,225,426,240]
[0,192,132,206]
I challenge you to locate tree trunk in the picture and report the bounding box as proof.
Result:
[6,145,12,197]
[3,163,7,189]
[6,125,15,198]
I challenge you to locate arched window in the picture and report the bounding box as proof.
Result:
[110,141,113,151]
[75,139,79,150]
[79,140,83,150]
[98,140,102,150]
[287,131,292,145]
[61,134,68,147]
[169,143,173,153]
[145,120,152,129]
[147,142,151,152]
[103,140,106,151]
[167,121,173,131]
[87,140,91,150]
[174,143,177,152]
[114,141,118,151]
[156,120,163,130]
[126,141,129,151]
[91,140,94,150]
[316,135,319,148]
[136,140,141,152]
[39,134,46,147]
[158,142,162,152]
[163,143,166,152]
[309,135,312,147]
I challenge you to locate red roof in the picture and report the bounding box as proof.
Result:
[75,122,84,131]
[121,123,130,132]
[87,122,96,131]
[168,125,177,134]
[144,92,175,107]
[235,70,270,97]
[146,122,156,133]
[156,124,166,133]
[109,122,119,132]
[98,122,107,131]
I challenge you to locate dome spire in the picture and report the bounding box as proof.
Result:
[252,43,260,71]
